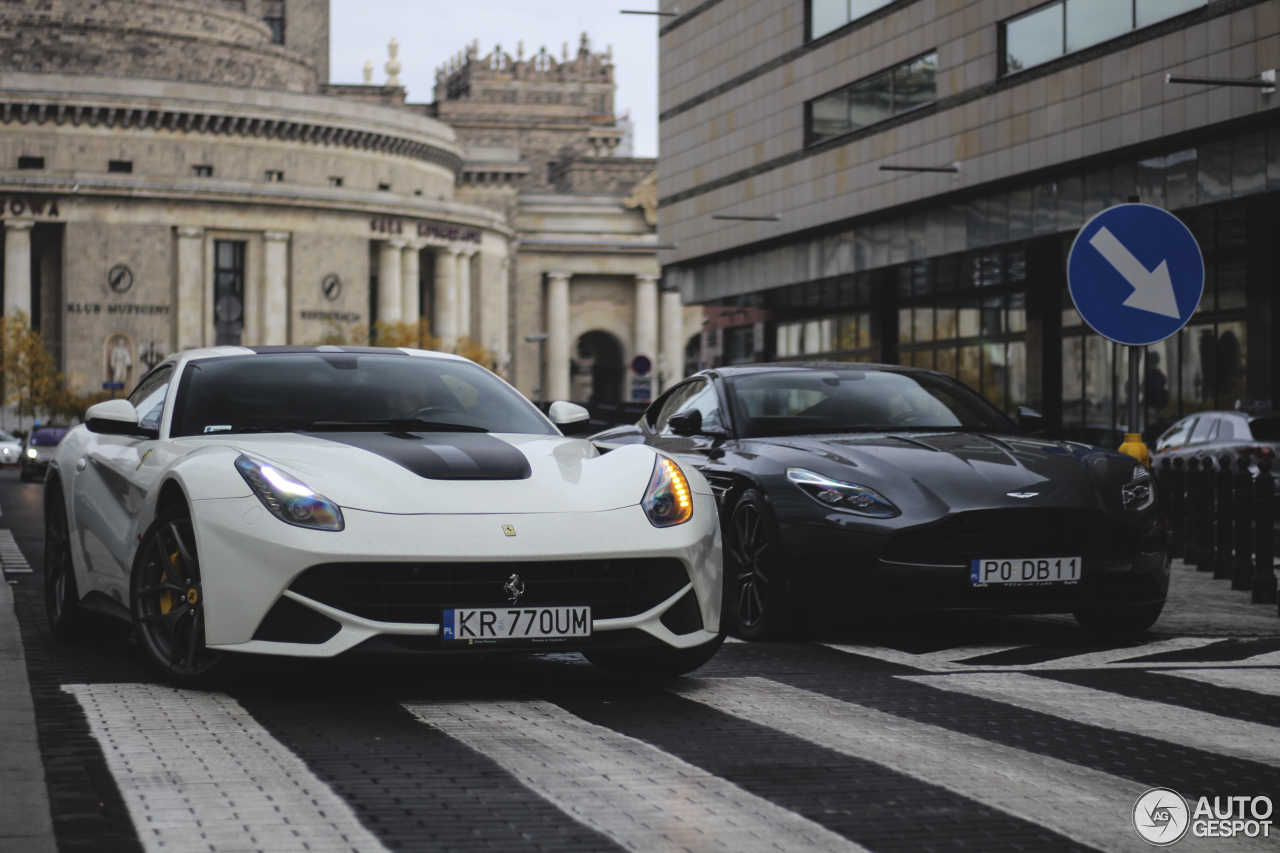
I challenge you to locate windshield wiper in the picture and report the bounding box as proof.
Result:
[307,419,489,433]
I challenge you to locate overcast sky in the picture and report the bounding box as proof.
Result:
[329,1,661,157]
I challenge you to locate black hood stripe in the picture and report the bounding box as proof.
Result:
[308,432,532,480]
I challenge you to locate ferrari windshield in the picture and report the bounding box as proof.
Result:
[170,353,556,437]
[726,369,1015,437]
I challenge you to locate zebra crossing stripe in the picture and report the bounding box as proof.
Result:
[1160,668,1280,698]
[0,529,32,573]
[64,683,391,853]
[823,637,1254,672]
[402,697,870,853]
[902,672,1280,767]
[672,677,1168,853]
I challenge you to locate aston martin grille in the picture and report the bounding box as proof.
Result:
[879,509,1142,565]
[289,558,689,624]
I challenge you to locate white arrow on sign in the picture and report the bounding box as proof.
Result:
[1088,227,1181,319]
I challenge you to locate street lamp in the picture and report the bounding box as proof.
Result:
[525,333,548,405]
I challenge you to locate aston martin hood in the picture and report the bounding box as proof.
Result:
[200,433,679,515]
[753,432,1121,514]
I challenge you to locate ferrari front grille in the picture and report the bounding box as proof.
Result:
[880,508,1143,565]
[289,558,690,624]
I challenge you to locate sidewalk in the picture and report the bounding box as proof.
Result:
[1152,558,1280,637]
[0,579,55,853]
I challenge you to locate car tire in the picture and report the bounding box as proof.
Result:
[584,634,725,678]
[131,504,230,687]
[1073,601,1165,636]
[44,482,90,640]
[722,488,793,641]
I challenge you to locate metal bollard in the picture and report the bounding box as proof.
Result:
[1214,454,1234,580]
[1170,457,1186,559]
[1197,457,1216,572]
[1232,455,1254,590]
[1184,456,1200,566]
[1252,456,1276,607]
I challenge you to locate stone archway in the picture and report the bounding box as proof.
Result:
[572,330,625,404]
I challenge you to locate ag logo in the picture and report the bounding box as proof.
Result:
[1134,788,1190,846]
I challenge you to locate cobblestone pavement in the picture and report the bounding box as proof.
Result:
[2,468,1279,853]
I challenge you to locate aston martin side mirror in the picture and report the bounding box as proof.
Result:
[548,401,592,436]
[1016,406,1044,433]
[85,399,158,439]
[668,410,702,436]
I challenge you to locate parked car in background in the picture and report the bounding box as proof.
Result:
[0,431,21,467]
[1152,410,1279,483]
[20,426,69,482]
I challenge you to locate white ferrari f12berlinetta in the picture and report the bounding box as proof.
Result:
[45,346,723,683]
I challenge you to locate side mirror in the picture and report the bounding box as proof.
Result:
[85,399,158,439]
[668,409,702,437]
[548,401,592,436]
[1016,406,1044,433]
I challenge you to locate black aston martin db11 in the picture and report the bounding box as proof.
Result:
[592,363,1166,639]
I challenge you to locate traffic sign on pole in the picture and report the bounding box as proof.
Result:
[1067,203,1204,347]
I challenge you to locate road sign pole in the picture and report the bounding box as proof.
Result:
[1118,346,1150,466]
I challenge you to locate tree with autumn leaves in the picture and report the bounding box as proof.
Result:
[0,312,110,428]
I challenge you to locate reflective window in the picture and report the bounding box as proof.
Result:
[658,381,725,436]
[1002,0,1206,75]
[807,53,937,145]
[128,366,174,433]
[809,0,898,40]
[1188,417,1218,445]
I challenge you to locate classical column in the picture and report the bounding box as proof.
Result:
[546,271,571,402]
[376,240,405,326]
[3,220,34,319]
[456,249,474,342]
[660,286,685,391]
[433,248,458,350]
[175,227,205,350]
[497,256,511,377]
[401,243,422,327]
[634,274,660,399]
[262,232,290,346]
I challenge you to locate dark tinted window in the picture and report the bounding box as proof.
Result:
[1249,417,1280,441]
[171,354,555,437]
[726,369,1013,437]
[31,428,68,446]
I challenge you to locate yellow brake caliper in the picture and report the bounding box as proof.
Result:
[159,550,181,617]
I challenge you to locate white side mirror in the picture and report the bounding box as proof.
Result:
[85,399,153,437]
[548,401,591,436]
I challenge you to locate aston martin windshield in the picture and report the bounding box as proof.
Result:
[726,369,1015,437]
[171,353,556,437]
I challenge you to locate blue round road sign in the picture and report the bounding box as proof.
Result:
[1067,204,1203,347]
[631,354,652,376]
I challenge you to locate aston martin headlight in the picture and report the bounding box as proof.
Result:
[234,454,344,531]
[642,456,694,528]
[786,468,900,518]
[1121,464,1155,512]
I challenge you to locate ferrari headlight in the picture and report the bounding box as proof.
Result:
[1121,464,1155,512]
[642,456,694,528]
[234,454,344,531]
[787,468,900,518]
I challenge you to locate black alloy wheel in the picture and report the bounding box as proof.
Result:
[44,481,88,639]
[723,489,791,640]
[132,505,224,684]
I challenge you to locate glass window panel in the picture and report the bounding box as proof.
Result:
[914,306,934,342]
[912,349,934,369]
[964,198,988,247]
[1007,293,1026,333]
[1008,341,1027,411]
[1195,263,1214,314]
[935,346,957,379]
[1062,336,1084,426]
[819,318,836,352]
[899,308,914,343]
[986,193,1009,245]
[1083,169,1110,217]
[1032,182,1057,235]
[1217,260,1247,311]
[1165,149,1199,209]
[1063,306,1082,328]
[1188,324,1217,407]
[958,301,981,338]
[1084,335,1115,428]
[935,306,957,340]
[1065,0,1132,53]
[810,89,850,143]
[1144,340,1177,425]
[982,343,1009,410]
[1268,128,1280,191]
[810,0,849,39]
[1109,162,1135,207]
[959,345,982,392]
[1004,3,1064,73]
[803,320,825,355]
[1135,0,1204,28]
[1215,322,1246,409]
[849,0,894,22]
[856,311,872,349]
[1008,188,1033,241]
[1198,140,1231,202]
[981,297,1005,336]
[893,53,938,113]
[1136,156,1166,208]
[1056,175,1083,229]
[838,315,859,350]
[848,72,893,128]
[1232,132,1266,197]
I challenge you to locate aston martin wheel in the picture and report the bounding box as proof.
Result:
[44,481,88,640]
[1073,601,1165,636]
[585,634,725,678]
[131,505,226,685]
[723,489,791,640]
